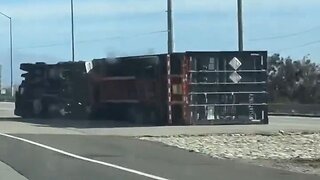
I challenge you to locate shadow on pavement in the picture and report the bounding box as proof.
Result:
[0,117,156,129]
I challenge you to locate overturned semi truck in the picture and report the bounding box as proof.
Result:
[15,51,268,125]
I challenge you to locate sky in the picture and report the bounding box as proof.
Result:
[0,0,320,86]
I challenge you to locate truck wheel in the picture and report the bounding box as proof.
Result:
[32,99,47,118]
[84,105,95,119]
[86,105,102,120]
[33,99,42,116]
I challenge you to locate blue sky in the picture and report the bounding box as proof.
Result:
[1,0,320,86]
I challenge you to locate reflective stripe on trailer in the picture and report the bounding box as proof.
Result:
[167,54,172,124]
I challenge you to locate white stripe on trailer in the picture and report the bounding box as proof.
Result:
[250,53,260,56]
[167,54,172,125]
[251,119,261,122]
[185,56,192,124]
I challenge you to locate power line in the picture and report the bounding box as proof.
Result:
[77,30,167,44]
[250,25,320,41]
[16,30,167,50]
[271,39,320,53]
[17,42,69,49]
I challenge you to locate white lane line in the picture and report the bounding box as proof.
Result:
[0,133,169,180]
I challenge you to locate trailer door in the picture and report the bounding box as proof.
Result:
[185,51,268,125]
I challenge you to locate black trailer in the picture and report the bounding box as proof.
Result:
[15,51,268,125]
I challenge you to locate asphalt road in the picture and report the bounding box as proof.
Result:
[1,102,320,180]
[1,134,320,180]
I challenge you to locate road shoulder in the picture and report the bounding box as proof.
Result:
[0,160,28,180]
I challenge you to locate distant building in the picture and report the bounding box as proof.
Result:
[1,89,6,95]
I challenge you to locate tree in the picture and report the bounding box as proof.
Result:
[267,54,320,104]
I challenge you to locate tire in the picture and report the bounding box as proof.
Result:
[66,103,92,120]
[86,105,102,120]
[32,99,42,116]
[32,98,48,118]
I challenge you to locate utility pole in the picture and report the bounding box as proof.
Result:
[237,0,244,51]
[71,0,75,62]
[0,12,14,96]
[167,0,174,54]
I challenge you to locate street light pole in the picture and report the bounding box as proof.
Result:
[0,12,14,97]
[9,17,13,96]
[71,0,75,62]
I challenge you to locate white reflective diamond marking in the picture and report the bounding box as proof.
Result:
[229,57,242,70]
[229,71,242,83]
